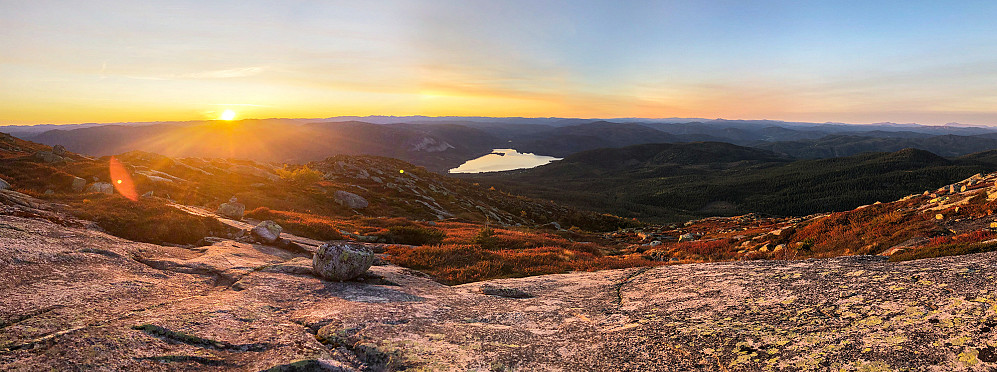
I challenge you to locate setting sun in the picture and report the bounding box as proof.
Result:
[220,109,236,121]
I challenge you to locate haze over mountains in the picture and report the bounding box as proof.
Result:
[8,116,997,173]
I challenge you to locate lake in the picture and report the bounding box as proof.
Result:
[449,149,561,173]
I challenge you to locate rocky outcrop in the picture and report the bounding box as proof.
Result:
[32,151,63,163]
[9,183,997,372]
[2,214,997,371]
[216,197,245,220]
[251,220,282,243]
[85,182,113,195]
[334,190,368,209]
[70,176,86,192]
[51,144,67,156]
[312,242,375,281]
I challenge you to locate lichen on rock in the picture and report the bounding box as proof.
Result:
[313,242,375,281]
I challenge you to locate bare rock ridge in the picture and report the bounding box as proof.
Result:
[2,203,996,370]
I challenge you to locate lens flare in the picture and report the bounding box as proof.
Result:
[109,156,138,201]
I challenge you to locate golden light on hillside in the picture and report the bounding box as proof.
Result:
[220,109,237,121]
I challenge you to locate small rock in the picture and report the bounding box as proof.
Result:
[334,190,369,209]
[52,145,67,156]
[70,176,86,192]
[479,284,533,299]
[678,233,697,242]
[141,191,154,198]
[43,189,54,195]
[312,242,375,281]
[0,178,9,190]
[216,197,246,220]
[252,220,283,244]
[86,182,114,195]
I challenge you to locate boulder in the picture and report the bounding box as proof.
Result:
[86,182,113,195]
[334,190,368,209]
[70,176,86,192]
[33,151,63,163]
[0,178,9,190]
[216,197,246,219]
[251,220,283,244]
[678,233,697,242]
[312,242,375,281]
[52,145,67,156]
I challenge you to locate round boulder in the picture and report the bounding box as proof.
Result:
[313,242,375,281]
[334,190,368,209]
[216,197,246,220]
[251,220,283,244]
[70,176,86,192]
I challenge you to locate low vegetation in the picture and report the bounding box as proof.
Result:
[275,165,324,185]
[380,225,446,246]
[64,194,226,245]
[245,207,345,241]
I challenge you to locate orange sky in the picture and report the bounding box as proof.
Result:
[4,1,997,126]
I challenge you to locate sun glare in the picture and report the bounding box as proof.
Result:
[220,109,236,121]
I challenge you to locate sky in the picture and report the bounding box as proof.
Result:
[3,0,997,125]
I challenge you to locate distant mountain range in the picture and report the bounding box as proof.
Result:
[10,116,997,174]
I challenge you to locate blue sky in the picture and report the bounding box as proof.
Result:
[2,0,997,124]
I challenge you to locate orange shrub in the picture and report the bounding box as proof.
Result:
[244,207,344,241]
[673,239,735,259]
[788,202,932,257]
[386,244,660,284]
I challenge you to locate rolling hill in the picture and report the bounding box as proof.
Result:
[465,142,997,222]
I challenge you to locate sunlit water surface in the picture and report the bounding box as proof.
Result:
[449,149,561,173]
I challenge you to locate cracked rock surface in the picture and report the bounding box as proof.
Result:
[2,214,997,371]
